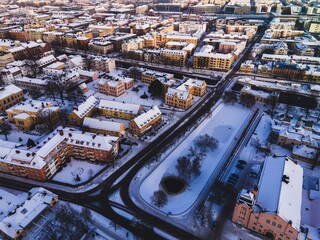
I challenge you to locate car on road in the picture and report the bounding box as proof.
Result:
[236,160,247,169]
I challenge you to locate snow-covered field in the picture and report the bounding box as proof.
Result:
[52,158,105,185]
[140,103,251,214]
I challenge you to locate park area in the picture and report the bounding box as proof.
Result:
[139,103,252,215]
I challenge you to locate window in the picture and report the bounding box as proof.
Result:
[266,219,270,224]
[272,222,276,226]
[277,224,282,229]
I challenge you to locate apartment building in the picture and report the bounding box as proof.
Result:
[165,88,193,110]
[0,128,119,181]
[0,67,22,84]
[160,49,187,67]
[140,68,174,84]
[98,78,126,97]
[129,106,162,137]
[240,60,255,73]
[0,51,14,68]
[232,156,302,240]
[14,77,47,91]
[177,78,207,96]
[83,117,126,137]
[0,187,58,239]
[6,100,60,131]
[165,35,199,45]
[0,85,24,112]
[98,100,142,120]
[193,46,236,70]
[69,96,98,126]
[122,38,144,52]
[89,56,116,73]
[88,39,114,54]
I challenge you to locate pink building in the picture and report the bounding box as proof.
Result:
[232,156,303,240]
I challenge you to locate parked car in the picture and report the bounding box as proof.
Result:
[236,160,247,169]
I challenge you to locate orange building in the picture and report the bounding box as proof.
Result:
[0,128,119,181]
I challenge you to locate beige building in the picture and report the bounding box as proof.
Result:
[88,39,114,54]
[0,84,24,112]
[160,49,187,67]
[89,56,116,73]
[0,51,14,68]
[122,38,144,52]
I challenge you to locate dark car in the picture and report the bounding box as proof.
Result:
[236,160,247,169]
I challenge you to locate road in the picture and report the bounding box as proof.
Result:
[0,20,270,239]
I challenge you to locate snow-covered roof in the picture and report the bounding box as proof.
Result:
[0,84,22,100]
[133,106,161,129]
[177,78,205,91]
[292,145,317,159]
[98,99,141,115]
[0,187,57,239]
[83,117,124,133]
[256,156,303,231]
[166,87,191,100]
[72,96,98,119]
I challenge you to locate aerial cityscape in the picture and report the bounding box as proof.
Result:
[0,0,319,239]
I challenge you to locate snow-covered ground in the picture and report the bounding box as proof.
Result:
[139,103,251,215]
[52,158,105,185]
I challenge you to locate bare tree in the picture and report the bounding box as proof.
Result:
[37,109,60,132]
[151,190,168,208]
[25,59,40,78]
[176,156,192,179]
[240,93,256,108]
[0,122,12,140]
[223,91,238,105]
[194,134,219,152]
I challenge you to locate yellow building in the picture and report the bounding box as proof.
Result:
[160,49,187,67]
[88,40,114,54]
[98,100,143,120]
[165,88,193,110]
[68,96,98,126]
[122,38,145,52]
[129,106,162,137]
[0,51,14,68]
[0,85,24,112]
[193,52,235,70]
[177,78,206,96]
[83,117,126,137]
[240,61,255,73]
[6,100,60,131]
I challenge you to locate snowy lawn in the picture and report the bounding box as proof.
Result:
[52,158,105,185]
[94,83,163,108]
[140,103,251,214]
